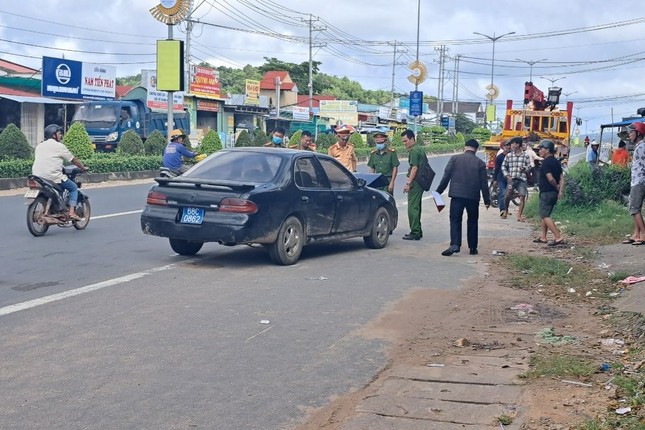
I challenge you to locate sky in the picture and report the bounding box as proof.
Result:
[1,0,644,135]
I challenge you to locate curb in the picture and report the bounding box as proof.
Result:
[0,170,160,191]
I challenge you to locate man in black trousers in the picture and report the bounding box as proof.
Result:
[435,139,491,256]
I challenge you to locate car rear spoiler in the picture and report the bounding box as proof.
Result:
[155,176,256,191]
[354,172,390,188]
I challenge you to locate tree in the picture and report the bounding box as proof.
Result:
[455,113,476,134]
[199,130,222,155]
[117,130,145,155]
[254,130,268,147]
[349,132,365,148]
[235,130,253,147]
[0,124,32,160]
[289,130,302,148]
[144,130,167,156]
[63,122,94,159]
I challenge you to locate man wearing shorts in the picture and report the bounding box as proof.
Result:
[501,136,531,221]
[533,140,565,246]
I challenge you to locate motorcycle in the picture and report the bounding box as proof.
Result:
[25,166,91,236]
[159,154,207,179]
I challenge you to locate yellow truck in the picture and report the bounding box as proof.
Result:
[483,83,573,172]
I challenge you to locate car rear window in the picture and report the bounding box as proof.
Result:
[185,151,284,183]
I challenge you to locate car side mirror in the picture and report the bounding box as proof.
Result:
[356,178,367,188]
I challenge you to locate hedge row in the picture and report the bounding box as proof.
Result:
[0,155,162,179]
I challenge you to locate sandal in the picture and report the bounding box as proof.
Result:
[517,217,526,222]
[548,238,566,247]
[532,238,547,244]
[622,238,636,244]
[632,240,644,246]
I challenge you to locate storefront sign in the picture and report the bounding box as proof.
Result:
[141,69,184,111]
[42,56,116,100]
[319,100,358,125]
[244,79,260,106]
[190,65,221,99]
[197,99,220,112]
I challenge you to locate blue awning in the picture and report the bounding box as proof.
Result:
[600,118,644,129]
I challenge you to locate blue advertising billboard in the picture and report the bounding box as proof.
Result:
[409,91,423,117]
[42,56,116,100]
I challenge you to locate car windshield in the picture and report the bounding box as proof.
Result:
[186,151,285,183]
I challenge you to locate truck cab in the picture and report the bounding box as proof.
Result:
[72,91,190,152]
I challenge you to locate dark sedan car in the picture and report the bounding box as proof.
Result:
[140,147,398,265]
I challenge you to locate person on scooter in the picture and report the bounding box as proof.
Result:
[31,124,89,220]
[162,129,196,174]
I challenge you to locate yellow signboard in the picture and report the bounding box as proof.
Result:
[244,79,260,106]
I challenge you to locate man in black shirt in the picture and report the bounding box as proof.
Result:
[534,140,565,246]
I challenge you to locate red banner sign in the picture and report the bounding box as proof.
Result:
[190,65,221,99]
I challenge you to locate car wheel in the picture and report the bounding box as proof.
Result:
[363,207,390,249]
[269,216,304,265]
[169,238,203,256]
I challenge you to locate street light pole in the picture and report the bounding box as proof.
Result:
[540,76,566,87]
[516,58,547,83]
[473,30,515,129]
[413,0,420,133]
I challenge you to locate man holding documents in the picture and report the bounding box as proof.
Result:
[435,139,491,256]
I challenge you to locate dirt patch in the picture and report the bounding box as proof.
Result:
[297,233,644,429]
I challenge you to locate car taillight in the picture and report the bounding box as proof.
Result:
[146,191,168,206]
[27,178,41,189]
[219,198,258,214]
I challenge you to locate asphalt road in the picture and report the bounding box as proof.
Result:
[0,148,582,429]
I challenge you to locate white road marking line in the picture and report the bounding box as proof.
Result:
[0,263,178,317]
[245,324,276,342]
[93,210,143,220]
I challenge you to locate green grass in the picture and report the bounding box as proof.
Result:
[523,196,632,244]
[504,254,606,290]
[523,354,596,379]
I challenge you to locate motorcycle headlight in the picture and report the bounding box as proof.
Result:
[106,132,118,142]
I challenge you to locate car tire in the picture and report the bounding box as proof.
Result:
[169,238,203,256]
[363,207,390,249]
[269,216,304,265]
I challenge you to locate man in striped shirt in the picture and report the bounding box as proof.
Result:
[502,137,531,221]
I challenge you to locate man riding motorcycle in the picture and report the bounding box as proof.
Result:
[31,124,88,220]
[162,129,197,174]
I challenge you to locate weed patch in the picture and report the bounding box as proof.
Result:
[523,354,596,379]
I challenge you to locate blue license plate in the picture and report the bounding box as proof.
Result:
[180,207,204,224]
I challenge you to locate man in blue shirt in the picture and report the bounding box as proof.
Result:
[162,129,196,174]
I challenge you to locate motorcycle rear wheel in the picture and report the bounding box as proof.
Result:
[26,196,49,237]
[73,200,91,230]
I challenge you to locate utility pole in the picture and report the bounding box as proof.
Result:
[435,45,447,126]
[388,41,407,117]
[185,18,193,95]
[301,15,325,116]
[413,0,420,134]
[275,76,282,119]
[452,54,461,115]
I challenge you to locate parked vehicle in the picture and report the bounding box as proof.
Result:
[140,147,398,265]
[25,166,91,236]
[71,90,190,152]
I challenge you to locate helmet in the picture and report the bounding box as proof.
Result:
[169,129,187,141]
[628,122,645,136]
[44,124,63,139]
[537,139,555,153]
[335,124,356,134]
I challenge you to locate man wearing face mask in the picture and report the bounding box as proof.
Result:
[367,131,399,194]
[264,127,287,148]
[328,124,358,171]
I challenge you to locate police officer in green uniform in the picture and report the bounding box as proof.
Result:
[401,130,426,240]
[367,131,400,195]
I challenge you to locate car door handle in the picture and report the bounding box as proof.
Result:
[301,196,309,202]
[336,195,343,201]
